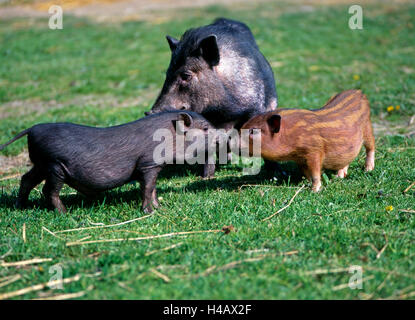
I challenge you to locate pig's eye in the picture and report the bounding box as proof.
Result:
[180,72,192,82]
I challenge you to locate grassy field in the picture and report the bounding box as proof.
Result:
[0,1,414,299]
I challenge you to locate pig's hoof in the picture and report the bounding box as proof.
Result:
[312,182,322,192]
[202,164,215,179]
[142,205,154,214]
[337,170,345,178]
[337,166,349,178]
[55,205,67,214]
[365,161,375,172]
[365,151,375,172]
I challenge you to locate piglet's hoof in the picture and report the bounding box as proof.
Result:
[50,202,67,214]
[57,206,67,214]
[337,166,349,178]
[202,164,215,179]
[142,205,154,214]
[365,150,375,172]
[312,181,322,192]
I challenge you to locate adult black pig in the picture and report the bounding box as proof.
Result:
[0,111,215,213]
[147,18,278,130]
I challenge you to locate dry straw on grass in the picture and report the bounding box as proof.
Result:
[0,257,52,267]
[42,226,64,240]
[0,274,22,288]
[53,214,153,234]
[403,181,415,193]
[332,275,375,291]
[262,185,305,221]
[190,255,272,279]
[145,242,183,256]
[0,173,21,181]
[33,286,94,300]
[399,209,415,214]
[22,223,26,243]
[303,267,351,276]
[150,269,171,283]
[66,229,222,247]
[190,250,298,279]
[0,274,81,300]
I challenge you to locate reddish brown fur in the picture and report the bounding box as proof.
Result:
[241,89,375,191]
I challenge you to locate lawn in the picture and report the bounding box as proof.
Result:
[0,1,414,299]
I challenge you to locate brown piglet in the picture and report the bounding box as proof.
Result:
[241,89,375,192]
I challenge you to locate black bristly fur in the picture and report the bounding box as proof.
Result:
[0,111,215,213]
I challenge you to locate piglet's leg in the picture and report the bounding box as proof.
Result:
[16,166,45,209]
[139,167,162,213]
[202,150,216,178]
[363,120,375,172]
[202,163,216,179]
[365,151,375,172]
[311,174,322,192]
[301,154,323,192]
[43,174,66,213]
[337,165,349,178]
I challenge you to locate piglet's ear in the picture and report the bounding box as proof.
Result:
[267,114,281,133]
[173,112,194,134]
[166,35,179,52]
[198,35,220,67]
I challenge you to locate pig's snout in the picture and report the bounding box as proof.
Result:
[147,105,178,115]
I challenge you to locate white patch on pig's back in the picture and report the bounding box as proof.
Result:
[267,97,277,111]
[215,48,265,109]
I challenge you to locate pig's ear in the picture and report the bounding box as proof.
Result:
[198,35,220,66]
[166,35,179,52]
[173,112,194,134]
[267,114,281,134]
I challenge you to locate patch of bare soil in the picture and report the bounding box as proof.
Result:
[373,115,415,138]
[0,88,159,119]
[0,151,30,175]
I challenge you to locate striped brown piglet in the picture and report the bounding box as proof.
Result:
[241,90,375,192]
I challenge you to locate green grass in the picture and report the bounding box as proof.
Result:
[0,1,414,299]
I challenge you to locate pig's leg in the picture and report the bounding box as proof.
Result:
[202,163,215,179]
[42,173,66,213]
[16,166,45,209]
[337,165,349,178]
[363,121,375,172]
[139,168,161,213]
[202,149,216,178]
[301,155,322,192]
